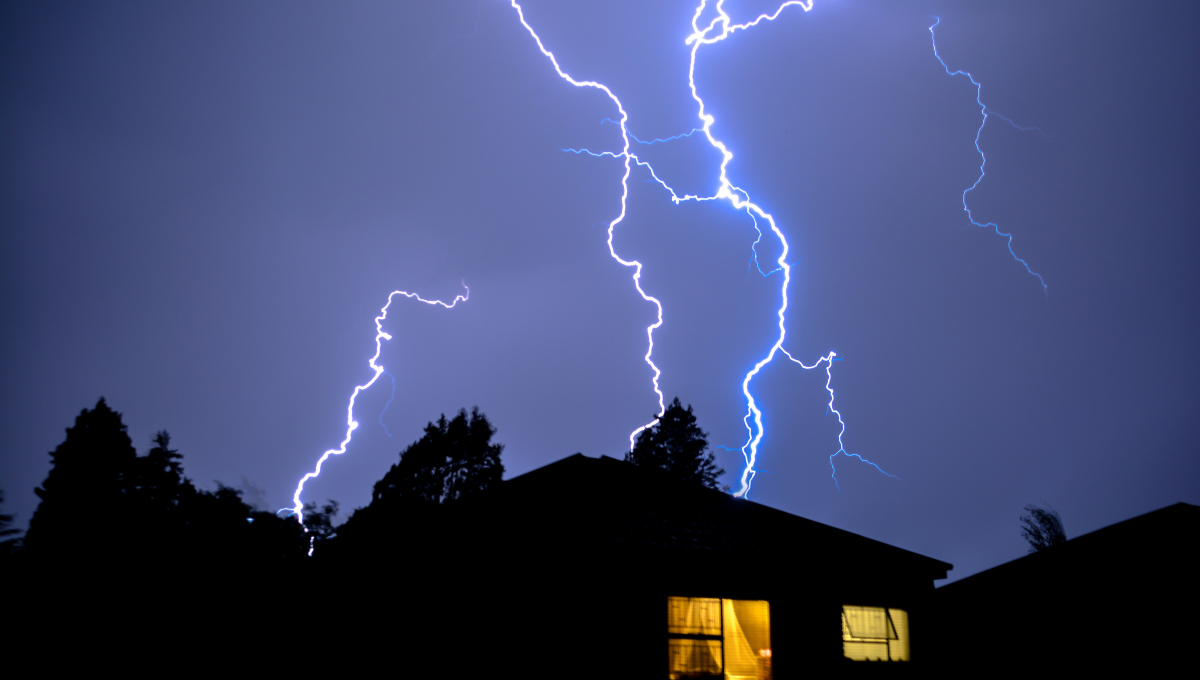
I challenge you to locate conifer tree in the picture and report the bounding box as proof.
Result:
[25,398,313,560]
[625,397,723,489]
[24,398,139,557]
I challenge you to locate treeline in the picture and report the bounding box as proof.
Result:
[2,395,722,561]
[7,399,331,561]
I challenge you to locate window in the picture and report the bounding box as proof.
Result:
[841,605,909,662]
[668,597,772,680]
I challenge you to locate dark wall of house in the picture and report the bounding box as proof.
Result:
[317,462,949,677]
[325,524,939,677]
[5,543,938,678]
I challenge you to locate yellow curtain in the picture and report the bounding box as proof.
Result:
[723,599,771,680]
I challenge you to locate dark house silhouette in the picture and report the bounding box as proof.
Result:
[389,453,951,678]
[929,502,1198,674]
[9,453,951,677]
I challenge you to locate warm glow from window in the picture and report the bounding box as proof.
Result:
[668,597,772,680]
[669,597,723,636]
[841,606,909,662]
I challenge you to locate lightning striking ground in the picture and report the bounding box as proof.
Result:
[284,285,468,552]
[929,17,1048,292]
[515,0,894,497]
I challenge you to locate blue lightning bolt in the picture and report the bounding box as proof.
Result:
[513,0,895,497]
[780,349,897,490]
[683,0,870,499]
[599,118,703,146]
[284,285,467,553]
[929,17,1048,292]
[378,371,397,437]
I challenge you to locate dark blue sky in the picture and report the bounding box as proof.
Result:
[3,0,1197,581]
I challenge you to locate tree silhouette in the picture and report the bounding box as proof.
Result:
[0,489,23,557]
[625,397,723,489]
[24,398,313,560]
[333,407,504,555]
[186,482,309,559]
[24,398,140,557]
[301,499,339,551]
[122,431,189,543]
[1020,503,1066,553]
[372,407,504,507]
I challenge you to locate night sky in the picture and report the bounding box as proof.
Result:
[3,0,1197,581]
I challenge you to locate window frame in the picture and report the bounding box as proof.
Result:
[667,596,772,679]
[840,604,910,662]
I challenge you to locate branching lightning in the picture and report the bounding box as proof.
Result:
[513,0,894,497]
[780,348,896,490]
[507,0,665,451]
[275,3,1057,560]
[684,0,890,498]
[929,17,1048,292]
[284,285,467,552]
[599,118,703,146]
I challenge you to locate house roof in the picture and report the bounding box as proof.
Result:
[458,453,952,583]
[928,503,1197,671]
[937,501,1198,598]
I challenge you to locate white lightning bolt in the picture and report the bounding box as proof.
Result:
[285,285,468,553]
[507,0,666,450]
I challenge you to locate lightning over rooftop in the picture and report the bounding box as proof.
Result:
[287,3,1055,533]
[517,0,893,497]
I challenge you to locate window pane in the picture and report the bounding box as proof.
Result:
[842,606,910,662]
[843,605,891,639]
[843,641,890,661]
[724,600,772,680]
[887,608,910,662]
[667,597,773,679]
[668,639,722,678]
[668,597,722,636]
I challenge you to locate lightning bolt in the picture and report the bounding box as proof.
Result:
[780,349,897,491]
[513,0,895,497]
[378,371,397,437]
[284,285,468,553]
[507,0,665,450]
[929,17,1048,291]
[281,6,1052,552]
[599,117,703,146]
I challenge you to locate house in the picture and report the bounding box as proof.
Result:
[398,453,952,677]
[5,452,954,677]
[929,502,1198,673]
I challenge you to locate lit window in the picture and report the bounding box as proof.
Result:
[841,605,909,662]
[668,597,772,680]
